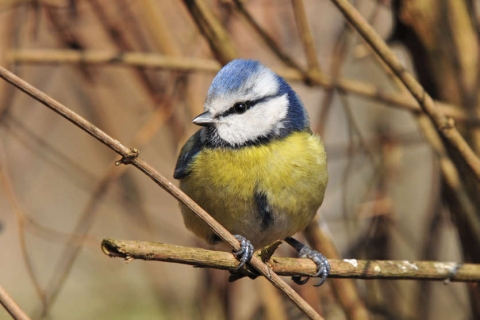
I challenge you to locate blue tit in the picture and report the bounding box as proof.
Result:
[174,59,329,285]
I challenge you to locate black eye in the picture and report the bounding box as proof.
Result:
[233,102,250,114]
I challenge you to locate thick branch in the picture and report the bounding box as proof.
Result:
[0,65,323,320]
[102,239,480,283]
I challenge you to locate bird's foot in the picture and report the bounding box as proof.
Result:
[285,237,330,286]
[233,235,254,271]
[292,246,330,286]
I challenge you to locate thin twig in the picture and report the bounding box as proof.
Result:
[43,4,93,80]
[291,0,321,74]
[415,114,480,248]
[135,0,180,56]
[7,49,221,73]
[183,0,237,64]
[328,91,378,320]
[315,0,385,136]
[329,0,480,181]
[87,0,161,94]
[0,66,324,320]
[233,0,304,71]
[101,239,480,282]
[0,143,47,313]
[314,19,349,136]
[0,285,31,320]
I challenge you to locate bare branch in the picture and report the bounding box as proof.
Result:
[183,0,238,64]
[101,239,480,283]
[232,0,303,71]
[0,143,47,312]
[291,0,321,74]
[0,285,31,320]
[7,49,221,73]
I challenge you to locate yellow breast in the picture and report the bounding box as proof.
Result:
[179,131,328,248]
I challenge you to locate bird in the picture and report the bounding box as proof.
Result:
[173,59,329,285]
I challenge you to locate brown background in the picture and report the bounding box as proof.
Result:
[0,0,477,319]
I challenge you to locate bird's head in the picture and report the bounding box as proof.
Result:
[194,59,310,148]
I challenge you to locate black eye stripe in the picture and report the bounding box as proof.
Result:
[219,93,282,118]
[221,101,251,117]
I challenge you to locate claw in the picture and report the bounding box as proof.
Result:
[285,237,330,286]
[296,246,330,287]
[233,235,254,270]
[292,275,310,285]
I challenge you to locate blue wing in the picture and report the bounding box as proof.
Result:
[173,130,203,179]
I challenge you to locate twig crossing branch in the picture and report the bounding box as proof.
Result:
[0,65,324,320]
[329,0,480,181]
[102,239,480,283]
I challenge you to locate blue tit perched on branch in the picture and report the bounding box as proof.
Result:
[174,59,329,285]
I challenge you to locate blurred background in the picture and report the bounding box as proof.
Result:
[0,0,479,319]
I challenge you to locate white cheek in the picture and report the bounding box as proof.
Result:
[216,94,289,145]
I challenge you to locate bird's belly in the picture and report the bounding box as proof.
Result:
[179,132,328,249]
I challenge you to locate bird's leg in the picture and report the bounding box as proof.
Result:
[233,235,254,270]
[227,235,255,282]
[229,240,283,282]
[285,236,330,286]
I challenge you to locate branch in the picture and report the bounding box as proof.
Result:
[183,0,238,64]
[291,0,322,74]
[329,0,480,181]
[7,49,476,125]
[0,66,323,320]
[101,239,480,283]
[0,285,31,320]
[7,49,221,73]
[232,0,303,71]
[0,143,47,312]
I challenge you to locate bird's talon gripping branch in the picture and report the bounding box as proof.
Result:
[173,60,328,286]
[300,246,331,287]
[233,235,254,270]
[286,237,330,286]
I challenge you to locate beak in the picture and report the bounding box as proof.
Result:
[192,111,215,126]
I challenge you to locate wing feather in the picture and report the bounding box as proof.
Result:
[173,130,203,179]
